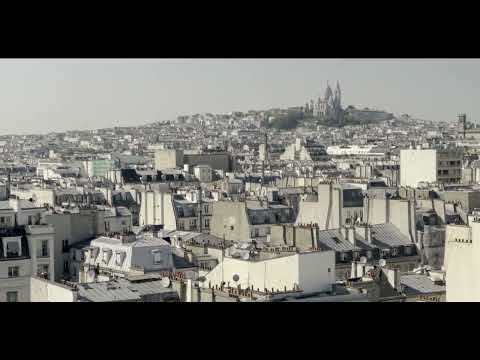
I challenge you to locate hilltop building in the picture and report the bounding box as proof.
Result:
[304,82,344,125]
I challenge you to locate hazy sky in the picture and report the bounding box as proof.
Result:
[0,58,478,135]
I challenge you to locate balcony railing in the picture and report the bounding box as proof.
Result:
[0,226,25,238]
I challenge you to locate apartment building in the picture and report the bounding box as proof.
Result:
[400,147,463,187]
[296,183,364,230]
[444,216,480,302]
[0,199,55,302]
[209,199,295,244]
[72,232,180,283]
[139,190,213,232]
[270,222,419,280]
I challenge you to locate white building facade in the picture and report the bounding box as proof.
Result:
[400,148,463,188]
[0,200,55,302]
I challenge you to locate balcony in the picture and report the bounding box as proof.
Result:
[26,224,55,236]
[37,250,50,259]
[0,226,25,238]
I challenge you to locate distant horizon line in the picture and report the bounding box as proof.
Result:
[0,103,461,137]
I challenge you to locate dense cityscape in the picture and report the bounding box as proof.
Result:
[1,79,478,302]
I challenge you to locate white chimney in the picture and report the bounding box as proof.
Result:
[364,225,372,244]
[347,226,356,246]
[351,261,358,279]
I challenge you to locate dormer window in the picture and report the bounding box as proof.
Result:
[90,247,99,260]
[0,216,11,228]
[115,251,126,266]
[404,246,412,256]
[102,249,112,264]
[6,240,21,257]
[152,250,163,265]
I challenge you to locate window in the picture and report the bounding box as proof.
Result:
[152,250,163,265]
[62,239,69,252]
[343,189,364,208]
[115,252,125,266]
[37,264,49,279]
[8,266,19,278]
[28,216,33,225]
[328,267,331,273]
[254,228,259,238]
[90,247,99,260]
[6,291,18,303]
[63,260,69,273]
[6,241,20,257]
[178,221,184,230]
[41,240,49,257]
[191,219,197,228]
[0,216,11,228]
[204,218,210,228]
[102,249,112,264]
[204,205,209,214]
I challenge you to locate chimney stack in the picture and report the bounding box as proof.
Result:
[347,225,356,246]
[356,223,373,244]
[365,225,372,244]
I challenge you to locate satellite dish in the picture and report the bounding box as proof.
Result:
[232,274,240,282]
[241,252,250,260]
[360,256,367,264]
[379,259,387,267]
[161,277,171,288]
